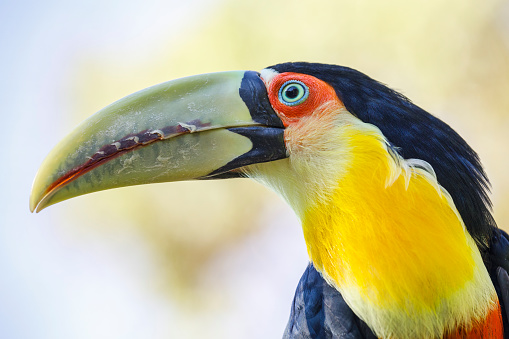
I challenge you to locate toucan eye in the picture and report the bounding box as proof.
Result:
[278,80,309,106]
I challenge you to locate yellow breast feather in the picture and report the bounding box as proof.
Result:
[246,106,497,338]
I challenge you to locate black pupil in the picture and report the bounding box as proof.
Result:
[285,85,300,99]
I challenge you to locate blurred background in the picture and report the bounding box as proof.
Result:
[1,0,509,338]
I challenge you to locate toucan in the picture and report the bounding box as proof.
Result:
[30,62,509,338]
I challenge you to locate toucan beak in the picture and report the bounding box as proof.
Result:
[30,71,286,213]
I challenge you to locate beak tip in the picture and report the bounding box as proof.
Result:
[29,195,38,213]
[30,193,50,213]
[29,184,46,213]
[30,168,53,213]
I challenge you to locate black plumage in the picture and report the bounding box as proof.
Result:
[268,62,506,338]
[270,62,496,254]
[285,229,509,338]
[283,264,377,339]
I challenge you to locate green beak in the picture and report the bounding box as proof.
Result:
[30,71,286,213]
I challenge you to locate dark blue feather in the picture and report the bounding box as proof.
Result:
[270,62,496,253]
[268,63,504,338]
[283,264,376,339]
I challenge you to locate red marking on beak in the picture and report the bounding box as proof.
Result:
[43,119,211,197]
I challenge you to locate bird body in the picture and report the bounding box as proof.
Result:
[251,68,502,338]
[299,125,500,338]
[30,62,507,338]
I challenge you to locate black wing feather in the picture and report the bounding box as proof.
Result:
[283,264,376,339]
[489,228,509,337]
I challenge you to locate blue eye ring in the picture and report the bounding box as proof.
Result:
[278,80,309,106]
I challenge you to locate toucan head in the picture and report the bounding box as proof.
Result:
[30,62,495,250]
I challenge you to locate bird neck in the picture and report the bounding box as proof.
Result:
[246,107,500,337]
[299,120,498,338]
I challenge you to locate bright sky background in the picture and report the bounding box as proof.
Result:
[1,0,508,338]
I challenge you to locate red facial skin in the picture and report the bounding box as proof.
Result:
[264,72,340,127]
